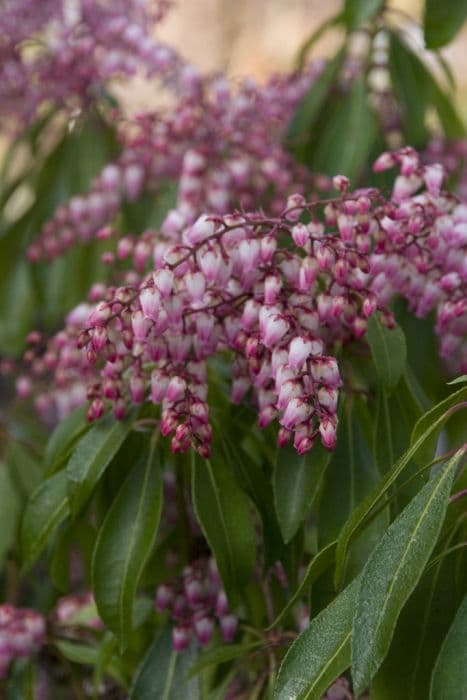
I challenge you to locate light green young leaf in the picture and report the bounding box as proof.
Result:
[447,375,467,386]
[274,577,360,700]
[351,450,463,694]
[21,469,70,570]
[430,595,467,700]
[366,316,406,393]
[92,442,163,649]
[274,442,331,543]
[192,452,256,602]
[130,627,200,700]
[66,414,134,515]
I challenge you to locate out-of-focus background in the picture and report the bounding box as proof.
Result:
[129,0,466,114]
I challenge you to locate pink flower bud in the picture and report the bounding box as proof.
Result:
[291,223,309,247]
[280,398,312,430]
[264,274,282,304]
[288,337,313,369]
[318,387,338,412]
[153,269,174,299]
[261,313,289,349]
[131,310,151,340]
[185,272,206,302]
[332,175,349,192]
[151,370,169,403]
[172,626,191,652]
[166,376,187,402]
[220,615,238,643]
[194,617,214,647]
[319,417,337,450]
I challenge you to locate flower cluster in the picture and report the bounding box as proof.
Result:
[0,0,184,126]
[21,149,467,455]
[155,558,238,651]
[27,67,319,263]
[372,148,467,371]
[0,605,46,679]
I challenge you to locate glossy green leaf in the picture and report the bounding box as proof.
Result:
[274,442,331,543]
[424,1,467,48]
[373,519,463,699]
[335,394,467,586]
[130,627,200,700]
[192,452,256,601]
[430,595,467,699]
[388,31,432,147]
[43,405,88,474]
[21,470,70,570]
[310,76,377,183]
[351,450,462,694]
[269,540,337,629]
[0,466,19,567]
[66,414,134,515]
[343,0,384,29]
[274,577,359,700]
[92,442,163,648]
[366,316,406,393]
[286,51,344,146]
[319,404,387,585]
[411,385,467,466]
[188,641,262,678]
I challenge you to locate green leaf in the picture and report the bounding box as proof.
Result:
[21,470,70,570]
[192,451,257,602]
[274,577,360,700]
[430,595,467,699]
[335,393,467,585]
[388,31,432,147]
[411,385,467,466]
[269,540,337,629]
[66,414,134,515]
[319,404,387,586]
[373,517,464,699]
[351,450,463,694]
[188,642,262,678]
[130,627,200,700]
[366,316,406,393]
[274,442,331,543]
[424,0,467,48]
[286,50,344,146]
[43,405,88,474]
[310,75,378,183]
[92,441,163,648]
[0,466,19,567]
[343,0,384,29]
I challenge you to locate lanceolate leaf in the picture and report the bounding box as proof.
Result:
[43,405,88,474]
[130,627,199,700]
[66,414,134,515]
[286,50,344,147]
[424,0,467,49]
[274,577,360,700]
[343,0,384,29]
[373,519,463,699]
[92,442,163,648]
[366,316,406,393]
[21,470,70,570]
[310,75,378,182]
[411,385,467,466]
[192,452,256,602]
[274,442,331,543]
[335,394,467,586]
[351,450,463,694]
[430,595,467,700]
